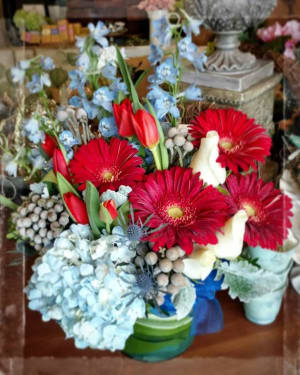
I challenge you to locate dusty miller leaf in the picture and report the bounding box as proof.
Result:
[216,260,283,303]
[172,283,196,320]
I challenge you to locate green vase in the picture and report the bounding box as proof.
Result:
[123,313,194,362]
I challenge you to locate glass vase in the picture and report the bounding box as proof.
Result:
[123,313,194,362]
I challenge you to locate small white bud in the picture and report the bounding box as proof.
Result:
[155,295,165,306]
[47,231,54,240]
[40,211,48,220]
[38,220,47,229]
[76,108,87,120]
[33,224,39,231]
[29,213,39,223]
[178,124,188,136]
[57,110,68,122]
[26,228,35,240]
[183,141,194,153]
[144,252,158,266]
[34,206,42,215]
[39,228,47,238]
[171,273,186,287]
[31,195,40,203]
[166,248,179,261]
[159,258,173,273]
[23,218,32,228]
[174,135,186,147]
[168,127,178,138]
[50,222,60,231]
[173,259,184,273]
[37,199,46,208]
[20,207,28,217]
[54,204,64,213]
[28,203,36,212]
[165,139,174,149]
[156,273,169,287]
[47,210,57,222]
[46,200,54,209]
[19,227,26,237]
[59,216,69,226]
[34,235,42,244]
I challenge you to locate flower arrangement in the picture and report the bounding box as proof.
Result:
[1,16,295,359]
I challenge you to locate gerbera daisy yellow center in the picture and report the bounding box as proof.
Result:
[242,203,256,217]
[167,205,184,219]
[102,171,114,181]
[220,139,233,150]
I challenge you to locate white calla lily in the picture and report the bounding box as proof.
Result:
[183,245,216,280]
[208,210,248,260]
[190,130,226,187]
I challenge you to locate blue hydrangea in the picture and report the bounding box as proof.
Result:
[88,21,109,47]
[92,87,115,112]
[153,17,172,46]
[24,118,45,144]
[59,130,80,149]
[98,116,118,137]
[148,44,163,66]
[184,85,202,101]
[41,57,55,71]
[25,225,145,351]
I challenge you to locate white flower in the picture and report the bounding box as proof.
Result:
[183,245,216,280]
[207,210,248,260]
[190,130,226,187]
[97,46,126,71]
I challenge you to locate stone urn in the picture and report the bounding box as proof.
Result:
[184,0,277,73]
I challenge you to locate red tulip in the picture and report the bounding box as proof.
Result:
[99,199,118,224]
[41,134,57,158]
[113,98,137,137]
[133,109,159,149]
[53,148,71,181]
[63,192,89,224]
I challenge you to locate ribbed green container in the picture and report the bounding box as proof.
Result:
[123,313,194,362]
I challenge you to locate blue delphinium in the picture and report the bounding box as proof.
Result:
[149,44,163,66]
[25,224,145,351]
[178,36,198,60]
[75,36,86,52]
[98,116,118,137]
[29,149,46,170]
[77,52,90,72]
[82,98,99,120]
[147,86,179,119]
[68,70,86,96]
[153,17,172,46]
[109,78,128,95]
[41,57,55,71]
[88,21,109,47]
[19,60,30,70]
[184,85,203,101]
[27,73,51,94]
[11,67,26,83]
[154,58,178,85]
[92,87,115,112]
[24,118,45,144]
[102,64,117,80]
[59,130,80,149]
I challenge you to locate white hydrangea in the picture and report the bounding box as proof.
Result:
[100,185,132,208]
[25,224,146,351]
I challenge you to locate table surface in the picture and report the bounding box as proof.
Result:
[0,203,300,375]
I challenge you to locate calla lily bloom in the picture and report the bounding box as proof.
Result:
[190,130,226,187]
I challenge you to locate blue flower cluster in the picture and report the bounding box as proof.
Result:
[24,118,45,144]
[25,225,146,351]
[147,14,206,121]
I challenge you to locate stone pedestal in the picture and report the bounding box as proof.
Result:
[182,60,282,135]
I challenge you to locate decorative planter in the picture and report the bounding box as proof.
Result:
[243,280,288,325]
[123,313,194,362]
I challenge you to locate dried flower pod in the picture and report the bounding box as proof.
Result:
[23,218,32,228]
[183,142,194,153]
[173,259,184,273]
[166,247,179,261]
[38,220,47,229]
[46,199,55,209]
[54,204,64,213]
[47,210,57,222]
[31,195,40,203]
[174,135,186,147]
[39,228,47,238]
[168,127,178,138]
[144,252,158,266]
[27,203,36,212]
[159,258,173,273]
[40,211,48,220]
[29,213,39,223]
[19,207,28,217]
[37,198,46,208]
[34,206,42,215]
[156,273,169,287]
[34,235,42,244]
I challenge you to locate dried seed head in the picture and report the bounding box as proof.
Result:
[156,273,169,287]
[159,258,173,273]
[34,206,42,215]
[40,211,48,220]
[38,220,47,229]
[178,124,189,136]
[173,259,184,273]
[33,224,39,231]
[31,195,40,203]
[20,207,28,217]
[167,284,179,295]
[166,247,179,261]
[59,215,69,226]
[34,235,42,244]
[27,203,36,212]
[54,204,64,213]
[144,252,158,266]
[183,141,194,152]
[39,228,47,238]
[174,135,186,147]
[29,213,39,223]
[47,210,57,222]
[46,199,55,209]
[26,228,35,240]
[23,218,32,228]
[168,127,178,138]
[37,199,46,208]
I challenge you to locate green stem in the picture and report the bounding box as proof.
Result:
[151,144,162,170]
[106,223,111,234]
[0,195,18,210]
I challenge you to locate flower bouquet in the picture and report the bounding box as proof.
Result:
[2,17,294,362]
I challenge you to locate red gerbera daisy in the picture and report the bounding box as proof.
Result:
[69,138,145,194]
[189,108,272,173]
[129,166,228,254]
[225,173,293,250]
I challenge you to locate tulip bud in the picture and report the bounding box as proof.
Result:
[41,134,57,158]
[53,148,71,182]
[133,109,159,149]
[113,98,137,137]
[63,192,89,224]
[99,199,118,225]
[190,130,226,187]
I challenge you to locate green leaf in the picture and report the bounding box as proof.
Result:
[42,169,57,184]
[116,46,131,93]
[116,90,126,104]
[56,172,79,197]
[0,194,18,210]
[134,69,149,89]
[216,259,283,303]
[85,181,104,237]
[289,134,300,149]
